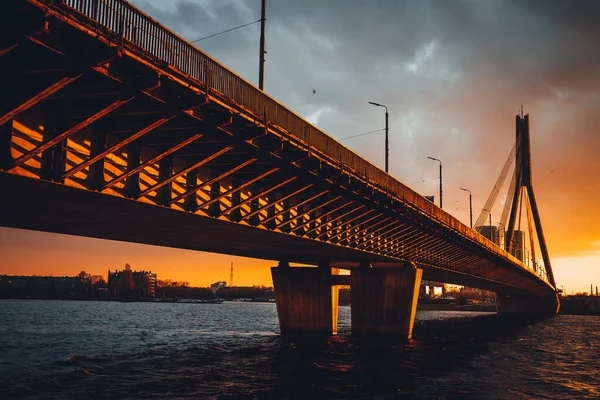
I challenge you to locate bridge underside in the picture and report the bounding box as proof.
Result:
[1,172,544,297]
[1,0,557,316]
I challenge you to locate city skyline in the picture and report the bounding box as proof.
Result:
[1,0,599,293]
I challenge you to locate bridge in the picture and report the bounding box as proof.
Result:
[0,0,559,337]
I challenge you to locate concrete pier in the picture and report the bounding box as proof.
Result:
[271,262,340,334]
[351,263,422,338]
[496,293,560,316]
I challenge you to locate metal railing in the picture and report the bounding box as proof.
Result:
[45,0,549,283]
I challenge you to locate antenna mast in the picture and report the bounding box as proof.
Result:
[229,262,234,287]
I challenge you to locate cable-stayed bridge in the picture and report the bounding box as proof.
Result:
[0,0,559,337]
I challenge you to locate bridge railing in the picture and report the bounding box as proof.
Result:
[50,0,544,280]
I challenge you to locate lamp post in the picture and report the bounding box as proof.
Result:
[368,101,389,173]
[258,0,266,90]
[427,157,442,209]
[460,187,472,228]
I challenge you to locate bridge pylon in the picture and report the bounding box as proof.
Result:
[497,113,559,315]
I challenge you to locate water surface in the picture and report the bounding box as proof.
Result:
[0,300,597,399]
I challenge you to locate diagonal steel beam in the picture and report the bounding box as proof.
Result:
[140,146,234,199]
[9,96,134,169]
[200,167,279,209]
[423,236,465,259]
[393,229,427,254]
[259,190,329,227]
[333,212,386,244]
[242,184,315,221]
[275,195,342,231]
[102,132,203,190]
[400,231,433,256]
[218,176,298,217]
[345,216,393,247]
[289,200,353,234]
[319,210,379,241]
[306,204,366,237]
[386,226,418,250]
[63,115,177,179]
[414,238,455,263]
[359,222,408,251]
[407,235,438,256]
[0,43,19,57]
[190,159,258,209]
[169,157,256,206]
[348,218,398,247]
[0,74,84,126]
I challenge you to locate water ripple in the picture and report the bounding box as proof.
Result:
[0,300,598,399]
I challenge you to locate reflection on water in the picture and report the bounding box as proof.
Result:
[0,300,598,399]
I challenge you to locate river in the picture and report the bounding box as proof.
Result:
[0,300,598,399]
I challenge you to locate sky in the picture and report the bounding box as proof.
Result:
[1,0,599,293]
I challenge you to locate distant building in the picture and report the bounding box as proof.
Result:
[480,226,500,246]
[210,281,227,294]
[108,264,156,298]
[420,280,448,298]
[457,286,495,302]
[512,230,526,261]
[0,275,90,299]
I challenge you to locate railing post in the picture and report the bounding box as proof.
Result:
[204,60,210,101]
[118,15,125,54]
[91,0,99,19]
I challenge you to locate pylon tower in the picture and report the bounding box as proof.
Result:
[229,262,234,287]
[505,113,555,287]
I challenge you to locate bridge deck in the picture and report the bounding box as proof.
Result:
[0,0,555,297]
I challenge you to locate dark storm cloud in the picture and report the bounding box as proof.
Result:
[130,0,599,256]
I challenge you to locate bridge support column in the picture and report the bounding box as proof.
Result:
[208,172,221,217]
[157,157,173,206]
[126,142,141,198]
[184,169,198,212]
[249,184,260,226]
[41,111,67,183]
[496,293,560,316]
[229,177,242,222]
[271,261,339,334]
[351,262,422,338]
[87,128,106,190]
[265,192,276,230]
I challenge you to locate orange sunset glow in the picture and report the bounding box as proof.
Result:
[1,0,599,294]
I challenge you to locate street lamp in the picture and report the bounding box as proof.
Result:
[460,188,472,228]
[368,101,389,173]
[427,157,442,209]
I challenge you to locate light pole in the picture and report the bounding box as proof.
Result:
[427,157,442,209]
[258,0,266,90]
[460,187,472,228]
[368,101,389,173]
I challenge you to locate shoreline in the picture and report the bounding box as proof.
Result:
[2,297,598,315]
[417,303,497,312]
